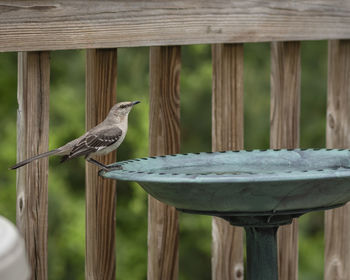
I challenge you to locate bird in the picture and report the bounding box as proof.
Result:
[10,101,140,171]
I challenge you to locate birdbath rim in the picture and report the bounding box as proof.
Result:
[100,148,350,184]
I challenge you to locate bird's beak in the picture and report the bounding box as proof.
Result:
[132,101,141,106]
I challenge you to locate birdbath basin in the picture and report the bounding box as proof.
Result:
[100,149,350,280]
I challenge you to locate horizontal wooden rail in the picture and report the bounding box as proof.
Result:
[1,0,350,52]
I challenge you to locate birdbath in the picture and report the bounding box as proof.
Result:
[100,149,350,280]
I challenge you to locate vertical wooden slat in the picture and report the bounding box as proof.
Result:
[270,41,301,280]
[211,43,244,280]
[85,49,117,280]
[325,40,350,280]
[148,46,181,280]
[16,51,50,280]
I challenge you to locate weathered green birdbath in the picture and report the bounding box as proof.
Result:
[100,149,350,280]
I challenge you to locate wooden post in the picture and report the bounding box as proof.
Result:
[211,44,244,280]
[270,41,301,280]
[325,40,350,280]
[16,51,50,280]
[148,46,181,280]
[85,49,117,280]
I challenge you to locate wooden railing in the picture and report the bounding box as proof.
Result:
[2,0,350,279]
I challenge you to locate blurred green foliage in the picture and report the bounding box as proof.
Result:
[0,41,327,279]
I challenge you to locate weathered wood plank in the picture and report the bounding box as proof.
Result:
[270,41,301,280]
[1,0,350,52]
[211,44,244,280]
[16,51,50,280]
[148,46,181,280]
[325,40,350,280]
[85,49,117,280]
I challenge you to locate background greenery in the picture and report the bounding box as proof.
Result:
[0,41,327,279]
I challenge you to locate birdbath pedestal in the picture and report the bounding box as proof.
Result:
[101,149,350,280]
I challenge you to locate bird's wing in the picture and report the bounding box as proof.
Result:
[64,127,122,160]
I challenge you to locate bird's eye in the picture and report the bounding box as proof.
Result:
[120,104,127,109]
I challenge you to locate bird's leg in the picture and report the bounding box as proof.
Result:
[87,158,109,170]
[87,158,122,171]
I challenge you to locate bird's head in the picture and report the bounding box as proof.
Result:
[109,101,140,119]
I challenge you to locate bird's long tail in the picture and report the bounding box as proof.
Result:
[9,149,60,170]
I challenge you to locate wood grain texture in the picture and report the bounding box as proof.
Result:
[270,41,301,280]
[85,49,117,280]
[148,46,181,280]
[325,40,350,280]
[211,44,244,280]
[16,51,50,280]
[1,0,350,52]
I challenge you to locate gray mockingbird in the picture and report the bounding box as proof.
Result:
[10,101,140,171]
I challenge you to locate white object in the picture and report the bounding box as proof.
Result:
[0,216,30,280]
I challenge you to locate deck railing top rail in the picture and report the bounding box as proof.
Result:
[1,0,350,52]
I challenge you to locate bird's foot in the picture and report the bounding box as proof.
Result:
[98,164,123,176]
